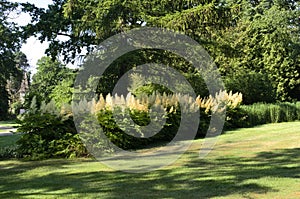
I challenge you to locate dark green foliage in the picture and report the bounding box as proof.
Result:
[78,105,212,150]
[0,1,20,78]
[0,134,22,160]
[95,109,175,149]
[224,107,248,129]
[77,114,114,156]
[196,110,211,138]
[225,70,276,104]
[21,0,234,63]
[18,0,300,102]
[17,113,87,160]
[0,1,24,119]
[94,49,209,98]
[93,106,226,149]
[0,146,18,160]
[218,0,300,102]
[0,86,9,120]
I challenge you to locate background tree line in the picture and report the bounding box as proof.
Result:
[1,0,300,119]
[0,0,30,119]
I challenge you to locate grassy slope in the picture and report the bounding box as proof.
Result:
[0,122,299,198]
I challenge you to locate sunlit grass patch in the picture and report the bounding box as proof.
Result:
[0,122,299,198]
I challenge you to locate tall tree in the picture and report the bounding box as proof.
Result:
[0,0,22,119]
[22,0,235,62]
[21,0,300,102]
[25,56,75,107]
[6,52,30,114]
[21,0,236,97]
[218,0,300,101]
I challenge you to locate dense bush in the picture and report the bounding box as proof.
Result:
[16,92,300,160]
[17,91,243,159]
[225,71,276,104]
[17,100,87,160]
[224,107,248,129]
[73,91,243,149]
[92,107,187,149]
[0,146,19,160]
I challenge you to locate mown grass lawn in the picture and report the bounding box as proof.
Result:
[0,122,299,198]
[0,121,20,146]
[0,120,19,127]
[0,121,19,133]
[0,134,21,148]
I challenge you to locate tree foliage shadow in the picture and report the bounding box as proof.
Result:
[0,148,299,198]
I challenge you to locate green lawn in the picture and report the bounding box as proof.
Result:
[0,121,19,133]
[0,120,19,127]
[0,129,16,133]
[0,122,299,198]
[0,134,21,148]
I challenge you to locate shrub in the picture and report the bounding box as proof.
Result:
[225,70,276,104]
[240,102,300,127]
[18,91,243,159]
[0,146,19,160]
[17,100,87,160]
[73,91,243,149]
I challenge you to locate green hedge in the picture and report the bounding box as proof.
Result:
[239,102,300,127]
[93,107,211,150]
[16,91,243,159]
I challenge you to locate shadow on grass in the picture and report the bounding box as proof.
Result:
[0,134,21,149]
[0,148,299,198]
[0,126,15,130]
